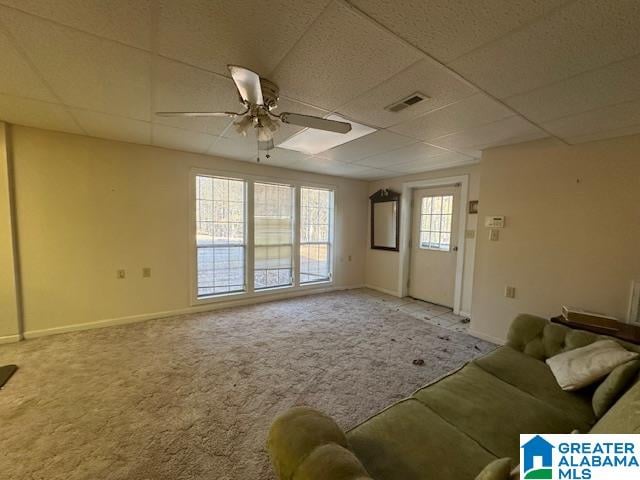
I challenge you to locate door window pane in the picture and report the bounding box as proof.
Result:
[419,194,453,251]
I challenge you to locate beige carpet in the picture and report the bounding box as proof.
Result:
[0,289,494,480]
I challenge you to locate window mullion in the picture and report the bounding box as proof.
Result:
[293,186,301,287]
[246,181,255,294]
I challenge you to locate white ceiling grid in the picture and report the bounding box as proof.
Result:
[0,0,638,180]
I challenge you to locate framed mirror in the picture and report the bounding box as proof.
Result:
[370,189,400,251]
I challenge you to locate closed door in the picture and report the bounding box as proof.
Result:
[409,186,459,307]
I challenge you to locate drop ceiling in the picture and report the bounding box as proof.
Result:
[0,0,639,181]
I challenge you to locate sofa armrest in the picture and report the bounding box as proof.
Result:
[267,407,372,480]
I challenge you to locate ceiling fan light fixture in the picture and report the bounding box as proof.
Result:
[234,115,252,136]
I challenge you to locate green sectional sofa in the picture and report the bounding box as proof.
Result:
[268,314,640,480]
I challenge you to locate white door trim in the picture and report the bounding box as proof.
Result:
[399,175,469,315]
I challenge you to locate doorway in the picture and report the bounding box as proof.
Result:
[409,186,460,307]
[398,175,469,315]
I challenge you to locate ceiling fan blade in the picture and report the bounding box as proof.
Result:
[228,65,264,105]
[279,113,352,134]
[156,111,238,117]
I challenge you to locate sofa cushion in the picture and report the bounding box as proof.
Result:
[347,399,496,480]
[413,363,579,459]
[474,346,595,429]
[590,380,640,434]
[592,360,640,418]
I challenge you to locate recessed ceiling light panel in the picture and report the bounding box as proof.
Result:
[277,114,376,155]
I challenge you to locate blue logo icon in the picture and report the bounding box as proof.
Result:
[521,435,554,479]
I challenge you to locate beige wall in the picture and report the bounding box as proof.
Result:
[366,164,481,315]
[9,126,368,336]
[471,135,640,343]
[0,123,21,340]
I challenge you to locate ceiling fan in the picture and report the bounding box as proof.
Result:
[156,65,352,154]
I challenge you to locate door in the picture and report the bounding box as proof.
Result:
[409,185,459,307]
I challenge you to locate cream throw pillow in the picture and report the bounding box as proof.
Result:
[546,340,639,391]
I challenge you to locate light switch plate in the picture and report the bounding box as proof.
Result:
[505,286,516,298]
[489,229,500,241]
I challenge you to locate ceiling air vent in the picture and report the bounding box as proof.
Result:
[385,92,429,113]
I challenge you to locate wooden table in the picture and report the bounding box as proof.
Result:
[551,315,640,345]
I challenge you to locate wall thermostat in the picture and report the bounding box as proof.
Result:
[485,216,505,228]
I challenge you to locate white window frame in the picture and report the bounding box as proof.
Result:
[189,168,336,306]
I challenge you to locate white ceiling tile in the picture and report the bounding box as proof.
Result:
[72,109,151,145]
[2,7,151,120]
[338,58,478,128]
[321,130,414,163]
[0,25,56,102]
[505,55,640,123]
[207,135,258,162]
[153,58,239,135]
[541,99,640,140]
[256,148,310,170]
[349,167,393,180]
[157,0,330,76]
[152,124,216,154]
[349,0,568,63]
[565,124,640,145]
[272,1,422,111]
[389,93,513,141]
[292,157,371,178]
[383,152,478,175]
[354,142,449,168]
[429,116,548,152]
[449,0,640,99]
[0,0,153,49]
[0,94,82,134]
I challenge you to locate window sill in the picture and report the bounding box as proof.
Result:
[192,280,334,306]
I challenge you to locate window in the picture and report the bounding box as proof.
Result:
[254,182,294,290]
[300,187,333,284]
[193,174,334,300]
[419,195,453,251]
[196,175,246,297]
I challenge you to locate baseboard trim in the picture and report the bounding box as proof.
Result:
[364,284,401,297]
[469,328,506,345]
[0,334,21,344]
[23,284,365,340]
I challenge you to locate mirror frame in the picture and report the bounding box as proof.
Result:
[370,189,401,252]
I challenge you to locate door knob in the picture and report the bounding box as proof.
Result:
[452,246,458,252]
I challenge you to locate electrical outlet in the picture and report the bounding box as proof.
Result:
[505,286,516,298]
[348,255,352,262]
[117,269,126,279]
[489,229,500,241]
[465,230,476,239]
[143,267,151,278]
